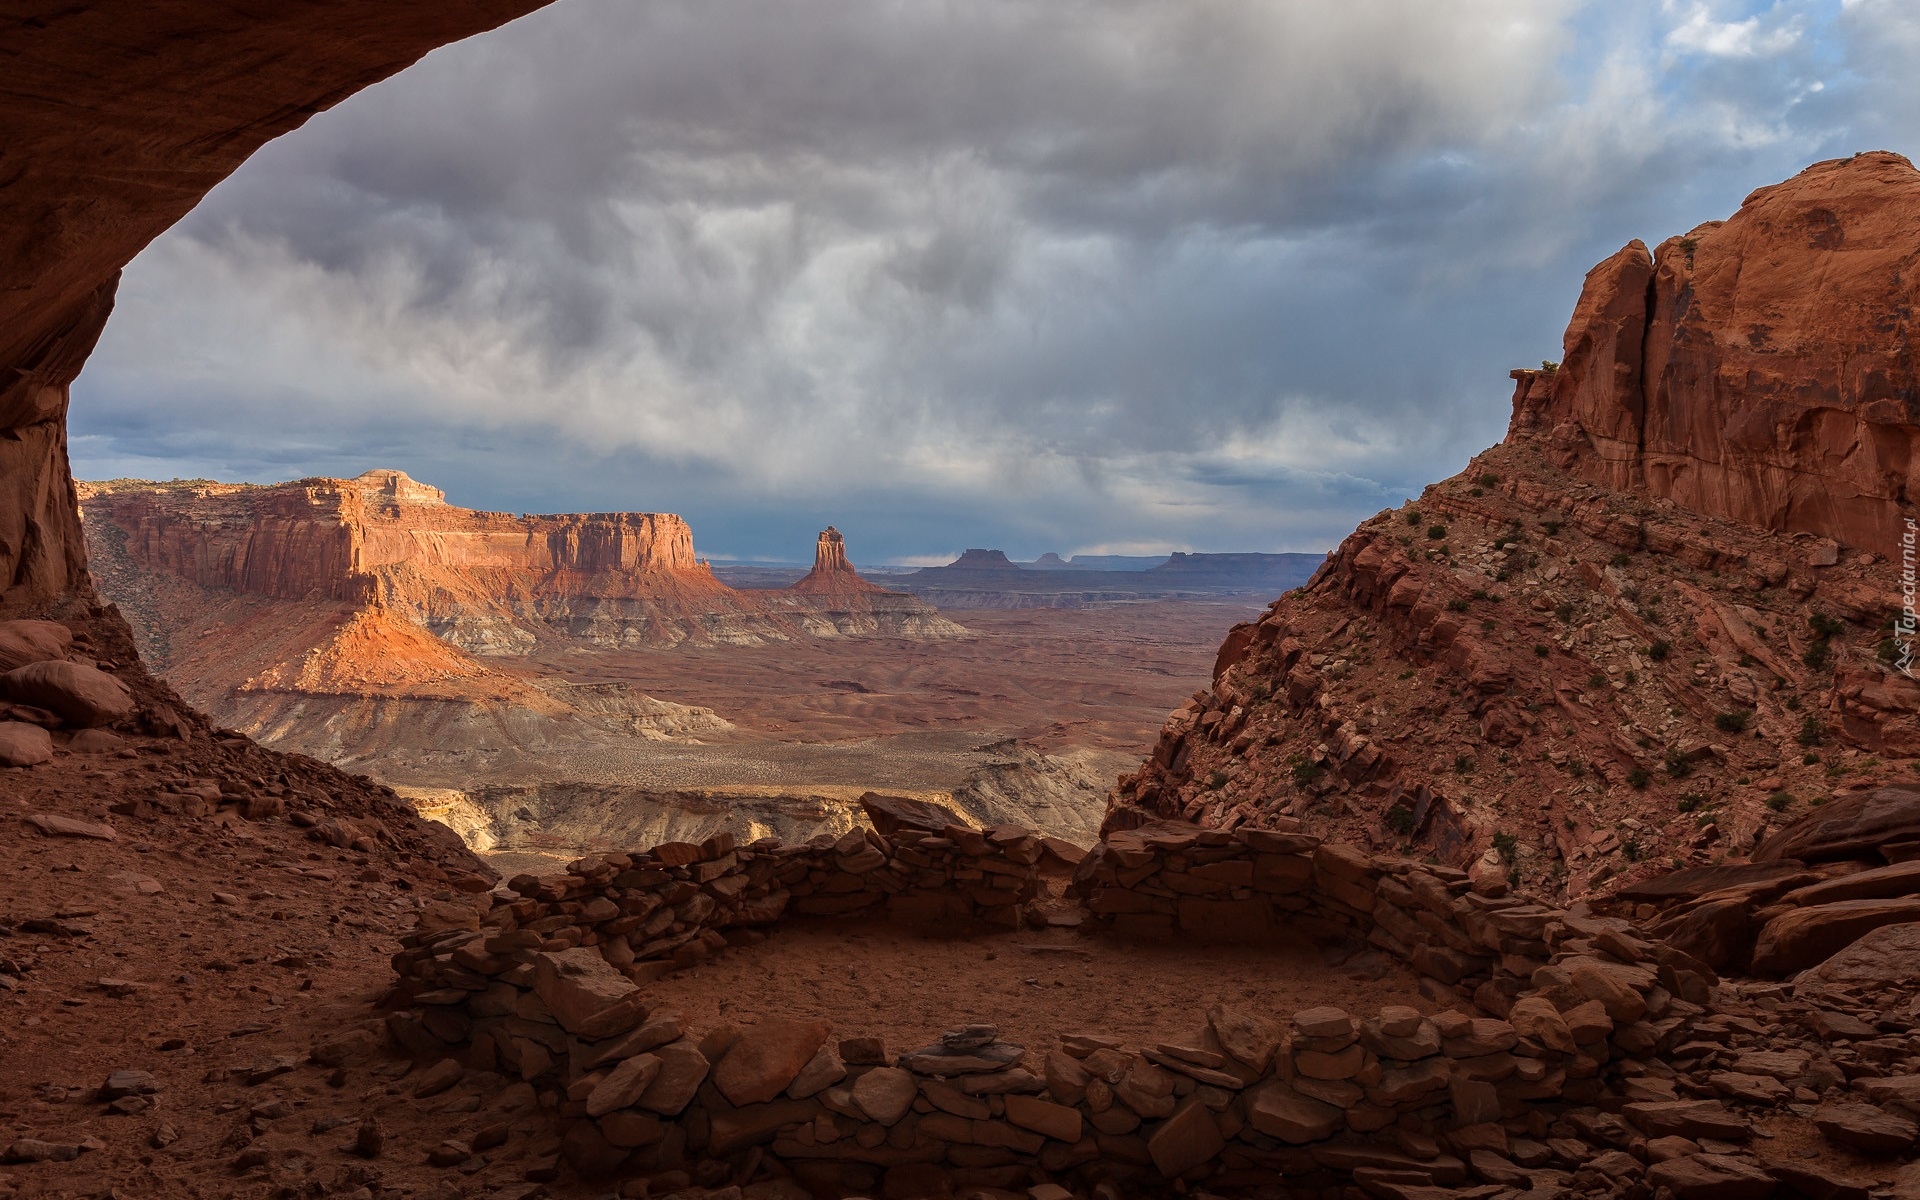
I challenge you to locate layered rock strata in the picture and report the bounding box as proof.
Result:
[0,0,560,617]
[1110,154,1920,902]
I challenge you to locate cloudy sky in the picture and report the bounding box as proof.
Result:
[69,0,1919,563]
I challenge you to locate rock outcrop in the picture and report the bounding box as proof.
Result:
[1508,152,1920,547]
[84,474,958,654]
[0,0,560,618]
[774,527,967,639]
[1110,155,1920,905]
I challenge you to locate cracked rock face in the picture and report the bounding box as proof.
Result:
[1509,151,1920,550]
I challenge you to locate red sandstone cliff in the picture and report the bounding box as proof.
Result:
[81,472,966,656]
[0,1,560,619]
[1112,155,1920,900]
[1509,152,1919,547]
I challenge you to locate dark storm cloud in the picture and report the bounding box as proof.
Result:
[69,0,1919,561]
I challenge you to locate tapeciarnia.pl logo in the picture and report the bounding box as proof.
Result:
[1898,517,1917,681]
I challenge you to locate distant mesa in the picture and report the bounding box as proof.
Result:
[895,547,1325,609]
[947,548,1017,569]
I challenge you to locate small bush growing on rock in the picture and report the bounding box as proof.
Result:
[1809,612,1845,639]
[1541,519,1561,536]
[1472,588,1490,600]
[1803,752,1820,765]
[1541,360,1559,372]
[1453,754,1475,775]
[1664,749,1694,778]
[1797,715,1823,745]
[1480,473,1500,487]
[1627,767,1651,789]
[1648,639,1671,661]
[1610,552,1632,567]
[1677,793,1705,812]
[1491,830,1518,862]
[1567,760,1586,778]
[1426,524,1447,541]
[1207,770,1228,790]
[1737,652,1756,667]
[1533,644,1550,657]
[1385,805,1415,836]
[1713,710,1751,734]
[1405,509,1423,526]
[1587,673,1607,688]
[1446,597,1470,613]
[1621,838,1643,862]
[1766,791,1794,812]
[1801,640,1830,669]
[1554,601,1574,622]
[1289,758,1324,787]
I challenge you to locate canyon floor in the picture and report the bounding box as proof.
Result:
[371,601,1261,875]
[96,591,1262,874]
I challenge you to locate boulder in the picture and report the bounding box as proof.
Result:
[1648,1153,1778,1200]
[0,660,133,728]
[1778,860,1920,907]
[1813,1104,1918,1155]
[1754,787,1920,863]
[711,1018,832,1107]
[1661,898,1760,973]
[860,792,968,836]
[851,1066,918,1126]
[1623,1101,1750,1142]
[1793,921,1920,990]
[0,721,52,767]
[1148,1097,1225,1178]
[531,948,643,1036]
[1614,861,1810,904]
[636,1042,708,1115]
[0,620,72,671]
[1246,1080,1343,1143]
[1751,899,1920,975]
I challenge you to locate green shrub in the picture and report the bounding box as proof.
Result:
[1446,597,1470,613]
[1405,509,1422,526]
[1627,767,1651,789]
[1427,525,1447,541]
[1386,806,1416,836]
[1802,640,1831,669]
[1534,644,1550,658]
[1648,640,1671,662]
[1809,612,1845,639]
[1610,552,1632,567]
[1480,473,1500,487]
[1541,520,1561,536]
[1492,831,1518,862]
[1797,715,1823,746]
[1587,673,1607,688]
[1766,791,1794,812]
[1622,838,1643,862]
[1713,710,1751,734]
[1453,754,1475,775]
[1664,749,1694,779]
[1290,759,1325,787]
[1207,770,1228,790]
[1554,602,1575,623]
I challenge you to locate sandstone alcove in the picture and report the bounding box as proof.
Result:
[1,0,561,620]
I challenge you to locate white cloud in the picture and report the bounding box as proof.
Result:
[69,0,1910,559]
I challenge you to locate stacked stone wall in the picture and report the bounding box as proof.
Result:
[380,819,1720,1195]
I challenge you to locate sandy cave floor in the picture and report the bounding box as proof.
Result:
[641,915,1436,1057]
